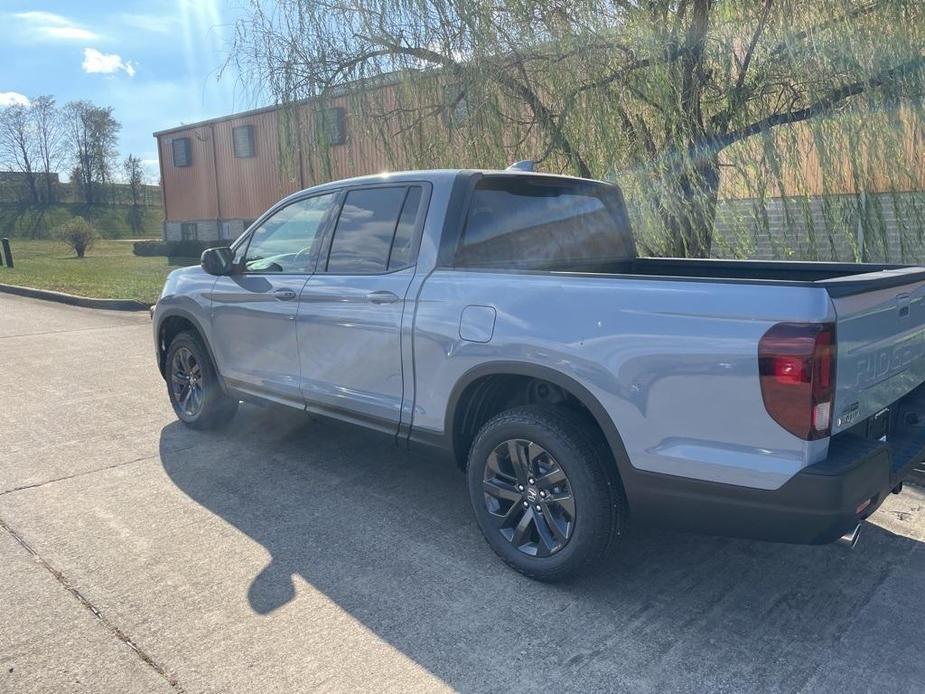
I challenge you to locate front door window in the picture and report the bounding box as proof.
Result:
[241,193,337,274]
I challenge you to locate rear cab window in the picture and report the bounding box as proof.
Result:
[454,175,633,271]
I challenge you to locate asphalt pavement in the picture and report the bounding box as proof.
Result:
[2,292,924,693]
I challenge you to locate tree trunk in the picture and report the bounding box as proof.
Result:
[26,172,39,205]
[657,156,721,259]
[84,174,94,205]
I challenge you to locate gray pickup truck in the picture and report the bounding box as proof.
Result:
[153,169,925,580]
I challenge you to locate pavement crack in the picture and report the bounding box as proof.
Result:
[0,447,196,497]
[0,515,184,692]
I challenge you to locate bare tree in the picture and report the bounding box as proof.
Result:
[229,0,925,257]
[0,103,40,204]
[63,101,120,205]
[30,95,62,204]
[123,154,145,235]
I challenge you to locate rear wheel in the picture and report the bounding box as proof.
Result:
[466,405,624,581]
[165,331,238,429]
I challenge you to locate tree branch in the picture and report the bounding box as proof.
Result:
[364,34,592,176]
[679,0,711,136]
[765,1,885,60]
[733,0,773,96]
[711,0,773,134]
[704,54,925,154]
[563,45,688,103]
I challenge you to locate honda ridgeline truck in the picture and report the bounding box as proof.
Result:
[153,169,925,580]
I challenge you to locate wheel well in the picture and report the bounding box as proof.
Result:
[452,374,603,469]
[157,315,199,375]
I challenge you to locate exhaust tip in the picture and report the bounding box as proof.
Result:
[836,523,862,549]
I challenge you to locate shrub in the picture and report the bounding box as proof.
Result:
[132,239,214,259]
[132,239,169,256]
[56,218,99,258]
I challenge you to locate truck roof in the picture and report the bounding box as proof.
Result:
[291,168,604,198]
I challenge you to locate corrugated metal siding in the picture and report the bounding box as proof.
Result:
[719,104,924,199]
[158,88,925,222]
[212,110,299,220]
[158,129,219,221]
[299,91,395,186]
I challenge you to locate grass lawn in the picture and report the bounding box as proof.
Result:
[0,239,191,305]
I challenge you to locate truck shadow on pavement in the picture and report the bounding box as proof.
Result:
[159,404,925,692]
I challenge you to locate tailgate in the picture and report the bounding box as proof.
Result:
[830,272,925,434]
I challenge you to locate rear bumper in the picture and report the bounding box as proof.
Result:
[627,386,925,544]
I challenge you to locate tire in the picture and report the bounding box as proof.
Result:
[165,331,238,430]
[466,405,625,581]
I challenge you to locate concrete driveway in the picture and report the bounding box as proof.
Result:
[2,292,924,694]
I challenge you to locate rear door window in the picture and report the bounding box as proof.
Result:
[454,176,632,271]
[326,186,423,274]
[388,186,424,270]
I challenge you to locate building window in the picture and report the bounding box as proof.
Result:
[315,107,346,146]
[443,84,469,128]
[172,138,192,167]
[181,222,198,241]
[232,125,256,158]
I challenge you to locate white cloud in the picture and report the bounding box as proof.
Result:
[0,92,30,107]
[82,48,136,78]
[14,11,70,25]
[44,26,98,40]
[14,11,99,41]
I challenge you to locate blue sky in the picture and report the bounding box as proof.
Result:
[0,1,252,180]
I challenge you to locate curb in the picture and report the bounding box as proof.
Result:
[0,283,151,312]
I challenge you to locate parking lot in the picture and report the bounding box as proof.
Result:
[2,292,925,693]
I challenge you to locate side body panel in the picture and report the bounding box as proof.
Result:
[294,179,441,432]
[153,266,218,367]
[412,270,836,491]
[297,268,415,429]
[209,274,309,407]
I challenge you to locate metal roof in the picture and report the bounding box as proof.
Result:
[152,72,406,138]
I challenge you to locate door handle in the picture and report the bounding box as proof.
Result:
[274,288,297,301]
[367,290,400,304]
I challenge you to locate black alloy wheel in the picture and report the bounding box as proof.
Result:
[482,438,575,557]
[170,346,204,417]
[165,330,238,429]
[467,405,624,581]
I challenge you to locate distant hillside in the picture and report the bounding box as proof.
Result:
[0,203,164,239]
[0,177,161,206]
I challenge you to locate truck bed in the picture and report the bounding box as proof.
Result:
[593,257,925,296]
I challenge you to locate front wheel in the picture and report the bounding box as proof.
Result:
[466,405,624,581]
[165,331,238,429]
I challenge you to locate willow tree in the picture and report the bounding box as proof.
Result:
[229,0,924,258]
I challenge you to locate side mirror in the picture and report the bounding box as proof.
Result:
[201,246,235,276]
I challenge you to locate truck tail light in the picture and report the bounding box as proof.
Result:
[758,322,836,440]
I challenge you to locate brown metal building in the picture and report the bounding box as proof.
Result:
[155,89,924,245]
[153,88,397,242]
